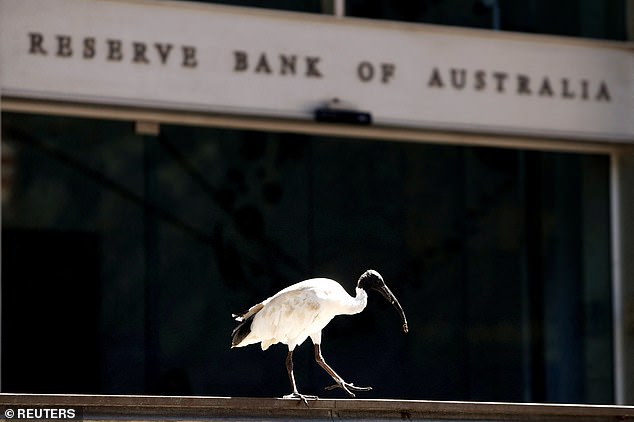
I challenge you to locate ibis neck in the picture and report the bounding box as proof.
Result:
[346,287,368,315]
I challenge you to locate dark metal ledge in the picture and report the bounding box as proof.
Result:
[1,394,633,421]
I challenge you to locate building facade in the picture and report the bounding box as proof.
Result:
[1,0,633,405]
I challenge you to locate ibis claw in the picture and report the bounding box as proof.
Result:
[325,381,372,397]
[283,392,318,407]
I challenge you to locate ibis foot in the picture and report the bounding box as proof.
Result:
[283,392,318,407]
[325,381,372,397]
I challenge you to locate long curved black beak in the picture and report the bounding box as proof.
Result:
[377,284,409,334]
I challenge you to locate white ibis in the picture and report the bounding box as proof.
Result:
[231,269,408,404]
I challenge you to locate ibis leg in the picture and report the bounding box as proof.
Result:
[282,350,317,406]
[286,350,299,394]
[313,344,372,397]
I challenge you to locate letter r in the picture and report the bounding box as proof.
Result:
[28,32,47,55]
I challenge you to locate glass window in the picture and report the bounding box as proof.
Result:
[149,1,628,40]
[162,0,627,40]
[345,0,627,41]
[168,0,323,13]
[1,112,613,403]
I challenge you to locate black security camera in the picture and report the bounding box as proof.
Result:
[314,108,372,125]
[314,98,372,125]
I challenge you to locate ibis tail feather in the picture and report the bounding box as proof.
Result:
[232,302,264,322]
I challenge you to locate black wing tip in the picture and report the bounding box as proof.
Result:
[231,317,252,348]
[230,303,264,347]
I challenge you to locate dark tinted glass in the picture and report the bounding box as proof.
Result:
[2,112,613,402]
[346,0,627,40]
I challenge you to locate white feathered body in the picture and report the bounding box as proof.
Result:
[233,278,368,351]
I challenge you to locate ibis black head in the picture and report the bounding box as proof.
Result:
[357,270,409,334]
[357,269,385,291]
